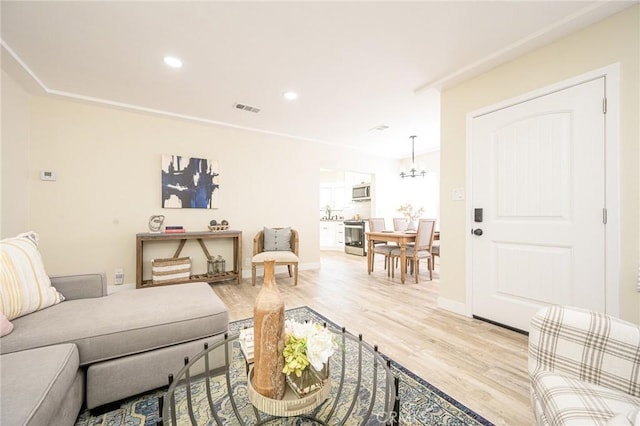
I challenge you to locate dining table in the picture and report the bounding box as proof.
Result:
[365,230,417,284]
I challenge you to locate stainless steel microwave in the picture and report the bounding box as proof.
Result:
[352,183,371,201]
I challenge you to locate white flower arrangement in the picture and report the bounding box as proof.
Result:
[397,204,425,222]
[282,320,337,377]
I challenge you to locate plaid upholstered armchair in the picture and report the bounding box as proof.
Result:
[528,305,640,425]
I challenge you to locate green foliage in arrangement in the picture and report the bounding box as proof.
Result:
[283,335,310,377]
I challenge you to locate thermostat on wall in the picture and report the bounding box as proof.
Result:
[40,170,56,181]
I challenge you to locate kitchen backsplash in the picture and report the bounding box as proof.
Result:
[320,201,371,221]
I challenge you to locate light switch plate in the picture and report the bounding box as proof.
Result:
[452,187,465,201]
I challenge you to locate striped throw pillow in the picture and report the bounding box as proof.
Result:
[0,232,64,320]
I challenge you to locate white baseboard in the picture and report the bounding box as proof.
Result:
[108,283,135,294]
[437,297,469,317]
[301,262,321,271]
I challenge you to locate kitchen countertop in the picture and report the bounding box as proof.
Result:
[320,219,368,223]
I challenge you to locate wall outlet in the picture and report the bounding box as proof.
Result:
[114,268,124,285]
[40,170,57,181]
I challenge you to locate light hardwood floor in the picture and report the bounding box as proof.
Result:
[211,251,532,425]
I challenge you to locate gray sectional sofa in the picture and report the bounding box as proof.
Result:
[0,273,230,426]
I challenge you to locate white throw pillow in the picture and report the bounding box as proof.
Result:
[0,313,13,336]
[0,232,64,320]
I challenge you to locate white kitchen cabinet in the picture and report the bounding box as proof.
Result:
[335,222,345,246]
[320,222,336,248]
[320,221,345,250]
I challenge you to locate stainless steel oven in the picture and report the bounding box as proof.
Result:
[344,220,366,256]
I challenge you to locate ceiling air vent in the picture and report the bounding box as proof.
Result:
[234,103,261,114]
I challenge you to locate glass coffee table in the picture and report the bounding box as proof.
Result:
[159,325,399,425]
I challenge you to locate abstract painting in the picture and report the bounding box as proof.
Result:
[161,154,220,209]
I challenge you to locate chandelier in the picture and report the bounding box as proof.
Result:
[400,135,426,178]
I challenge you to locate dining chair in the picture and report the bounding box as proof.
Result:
[393,218,408,232]
[431,232,440,275]
[389,218,436,283]
[368,218,394,271]
[389,217,411,272]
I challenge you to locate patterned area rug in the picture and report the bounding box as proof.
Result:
[76,306,493,425]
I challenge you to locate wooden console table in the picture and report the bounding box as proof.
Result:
[136,230,242,288]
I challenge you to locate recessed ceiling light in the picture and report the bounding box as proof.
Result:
[163,56,183,68]
[283,91,298,100]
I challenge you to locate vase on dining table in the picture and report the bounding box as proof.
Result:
[406,220,416,232]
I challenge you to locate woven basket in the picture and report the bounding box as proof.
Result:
[151,257,191,283]
[208,225,230,232]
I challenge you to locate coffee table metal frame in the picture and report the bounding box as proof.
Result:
[159,325,400,425]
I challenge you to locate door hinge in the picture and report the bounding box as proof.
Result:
[603,208,608,224]
[603,97,607,114]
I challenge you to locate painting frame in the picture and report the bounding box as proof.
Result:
[161,154,220,209]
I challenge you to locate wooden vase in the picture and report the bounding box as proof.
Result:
[253,259,286,400]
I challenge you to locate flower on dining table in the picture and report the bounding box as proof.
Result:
[397,204,425,222]
[282,320,337,377]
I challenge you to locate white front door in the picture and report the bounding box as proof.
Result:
[470,77,606,332]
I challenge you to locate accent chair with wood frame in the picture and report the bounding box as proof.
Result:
[252,227,299,286]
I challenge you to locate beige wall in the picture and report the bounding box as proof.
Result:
[1,71,31,237]
[2,93,397,285]
[440,6,640,322]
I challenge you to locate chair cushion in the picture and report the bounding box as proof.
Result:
[373,245,394,254]
[263,227,292,251]
[0,231,64,320]
[1,283,229,365]
[390,247,431,259]
[531,370,640,425]
[253,251,298,263]
[1,344,80,426]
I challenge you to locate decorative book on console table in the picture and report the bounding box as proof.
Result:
[164,227,185,234]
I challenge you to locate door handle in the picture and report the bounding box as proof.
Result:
[472,228,483,236]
